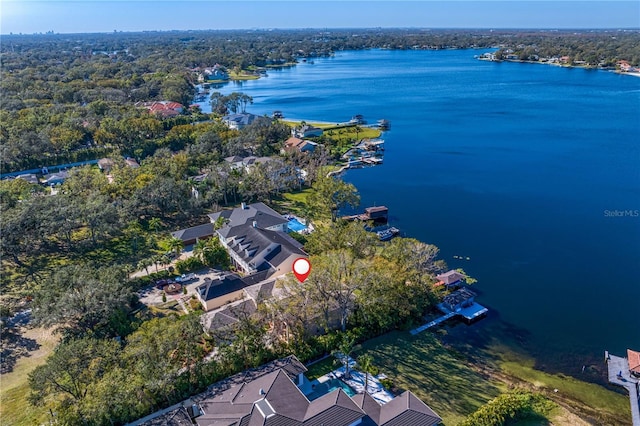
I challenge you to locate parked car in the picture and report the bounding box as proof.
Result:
[175,273,196,283]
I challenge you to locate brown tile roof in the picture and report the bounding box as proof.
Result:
[628,349,640,374]
[435,270,466,285]
[285,137,304,148]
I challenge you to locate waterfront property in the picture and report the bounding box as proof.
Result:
[132,355,442,426]
[222,112,262,130]
[292,124,324,138]
[606,350,640,426]
[283,136,318,153]
[208,202,308,277]
[411,287,488,335]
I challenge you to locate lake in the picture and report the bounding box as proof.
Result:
[203,49,640,375]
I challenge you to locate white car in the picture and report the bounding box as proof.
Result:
[175,273,196,282]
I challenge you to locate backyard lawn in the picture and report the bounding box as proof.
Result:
[0,327,59,426]
[354,331,503,425]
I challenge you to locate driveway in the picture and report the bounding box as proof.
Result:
[138,268,224,306]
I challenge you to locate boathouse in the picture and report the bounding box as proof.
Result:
[436,270,466,289]
[438,288,488,323]
[364,206,389,222]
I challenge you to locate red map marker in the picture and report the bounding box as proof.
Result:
[292,258,311,283]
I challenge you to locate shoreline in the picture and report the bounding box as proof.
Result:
[480,56,640,77]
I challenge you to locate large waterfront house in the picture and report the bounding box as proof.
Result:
[292,124,323,139]
[200,65,229,81]
[134,355,442,426]
[284,137,318,154]
[208,202,307,278]
[222,113,262,130]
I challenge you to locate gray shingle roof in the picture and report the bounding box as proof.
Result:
[377,392,441,426]
[171,223,215,243]
[224,226,305,273]
[223,113,260,127]
[197,273,248,302]
[209,203,288,234]
[136,357,441,426]
[352,392,382,424]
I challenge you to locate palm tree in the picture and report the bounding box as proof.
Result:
[148,217,162,233]
[167,236,184,256]
[333,334,355,379]
[137,258,152,276]
[357,354,376,394]
[354,125,362,142]
[152,254,164,273]
[193,239,210,264]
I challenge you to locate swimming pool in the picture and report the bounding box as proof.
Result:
[307,378,356,401]
[287,218,307,233]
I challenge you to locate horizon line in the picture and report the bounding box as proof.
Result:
[3,27,640,37]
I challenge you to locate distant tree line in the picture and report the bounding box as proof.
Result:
[2,29,638,173]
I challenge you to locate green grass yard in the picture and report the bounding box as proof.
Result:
[301,329,629,425]
[0,327,60,426]
[270,188,314,218]
[355,331,504,425]
[499,357,630,424]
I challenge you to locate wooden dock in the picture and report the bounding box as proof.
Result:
[410,312,456,335]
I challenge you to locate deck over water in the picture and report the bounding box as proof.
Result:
[410,302,488,335]
[606,352,640,426]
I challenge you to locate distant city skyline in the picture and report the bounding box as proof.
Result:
[1,1,638,35]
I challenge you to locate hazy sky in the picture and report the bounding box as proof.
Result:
[1,1,638,34]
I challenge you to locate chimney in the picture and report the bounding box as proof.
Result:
[252,220,257,228]
[241,202,247,209]
[259,388,265,396]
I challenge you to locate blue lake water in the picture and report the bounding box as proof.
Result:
[208,49,640,373]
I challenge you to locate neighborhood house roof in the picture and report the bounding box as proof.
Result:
[202,298,258,331]
[136,356,442,426]
[222,113,260,127]
[15,174,39,185]
[284,137,318,153]
[42,171,69,185]
[171,223,215,244]
[628,349,640,374]
[435,270,466,285]
[197,272,266,302]
[225,225,306,272]
[208,202,288,232]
